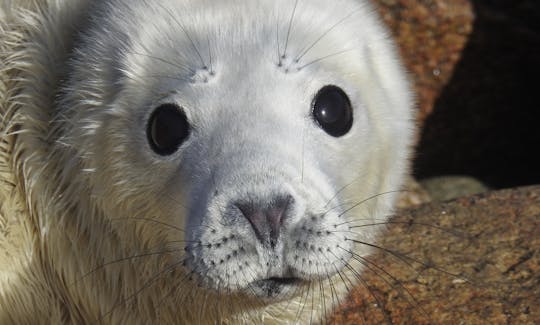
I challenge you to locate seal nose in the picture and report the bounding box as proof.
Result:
[236,196,293,248]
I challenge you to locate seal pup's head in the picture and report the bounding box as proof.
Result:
[16,0,413,322]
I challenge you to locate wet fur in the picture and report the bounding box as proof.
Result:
[0,0,414,323]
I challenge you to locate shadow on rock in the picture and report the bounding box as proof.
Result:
[414,0,540,188]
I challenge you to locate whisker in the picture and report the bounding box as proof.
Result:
[162,191,188,210]
[297,48,357,70]
[237,263,264,311]
[121,70,191,91]
[73,234,233,289]
[145,74,191,82]
[282,281,303,316]
[316,265,327,325]
[181,262,215,322]
[154,266,195,315]
[282,0,300,58]
[291,283,307,323]
[207,36,214,74]
[328,251,368,324]
[328,250,356,292]
[323,173,366,208]
[346,238,469,280]
[325,269,339,317]
[71,247,186,287]
[99,259,185,322]
[301,120,306,184]
[196,285,209,324]
[125,51,195,74]
[331,190,408,217]
[295,9,361,62]
[342,261,392,324]
[309,279,315,325]
[348,220,470,239]
[294,259,312,323]
[160,192,218,233]
[110,217,185,232]
[156,3,207,69]
[275,8,281,65]
[340,246,429,319]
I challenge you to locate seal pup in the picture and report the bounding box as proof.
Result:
[0,0,414,323]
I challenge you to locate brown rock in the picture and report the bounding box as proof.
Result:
[372,0,474,121]
[330,185,540,324]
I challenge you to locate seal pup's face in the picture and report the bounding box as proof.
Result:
[56,0,412,314]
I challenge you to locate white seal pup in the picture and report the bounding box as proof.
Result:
[0,0,414,323]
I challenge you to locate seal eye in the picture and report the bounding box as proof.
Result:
[147,104,190,155]
[312,85,353,137]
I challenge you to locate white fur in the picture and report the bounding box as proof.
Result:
[0,0,414,323]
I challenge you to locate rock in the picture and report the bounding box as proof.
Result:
[330,185,540,324]
[419,175,489,202]
[372,0,474,120]
[372,0,540,188]
[396,176,432,208]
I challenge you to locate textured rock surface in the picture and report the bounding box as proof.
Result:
[330,185,540,324]
[373,0,474,120]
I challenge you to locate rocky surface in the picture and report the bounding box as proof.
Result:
[330,185,540,324]
[373,0,474,121]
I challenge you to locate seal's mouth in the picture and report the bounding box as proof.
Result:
[249,277,304,299]
[261,277,301,286]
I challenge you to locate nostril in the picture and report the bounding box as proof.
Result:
[235,195,293,248]
[236,204,266,241]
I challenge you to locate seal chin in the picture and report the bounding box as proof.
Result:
[248,277,305,300]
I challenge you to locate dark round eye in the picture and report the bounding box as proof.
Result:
[312,85,353,137]
[147,104,190,155]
